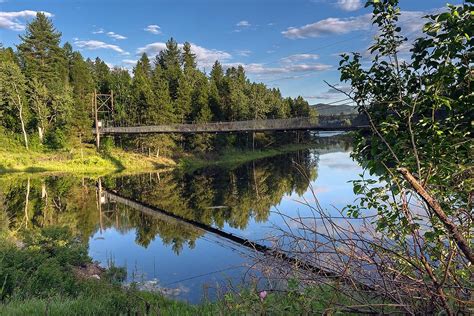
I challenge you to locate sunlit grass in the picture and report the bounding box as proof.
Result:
[0,133,174,175]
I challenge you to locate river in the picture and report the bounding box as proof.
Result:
[0,132,365,304]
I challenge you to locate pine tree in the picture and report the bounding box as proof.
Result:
[0,46,18,64]
[69,51,94,138]
[189,72,213,152]
[175,77,192,122]
[224,66,249,120]
[158,38,182,100]
[17,12,67,91]
[151,64,173,123]
[93,57,111,93]
[182,42,197,76]
[17,13,72,145]
[209,61,224,120]
[109,68,133,124]
[132,53,155,124]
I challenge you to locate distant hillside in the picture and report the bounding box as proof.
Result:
[312,103,358,116]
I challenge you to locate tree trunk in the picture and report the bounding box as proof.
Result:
[19,105,28,150]
[397,167,474,264]
[13,83,28,150]
[38,126,44,143]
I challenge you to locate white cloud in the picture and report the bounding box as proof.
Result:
[0,10,53,31]
[398,10,429,34]
[282,14,371,39]
[106,31,127,40]
[282,9,430,39]
[74,40,129,55]
[92,28,104,34]
[336,0,362,12]
[144,24,161,35]
[236,20,250,27]
[137,42,231,68]
[281,54,319,63]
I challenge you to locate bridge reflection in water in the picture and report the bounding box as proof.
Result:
[101,187,336,278]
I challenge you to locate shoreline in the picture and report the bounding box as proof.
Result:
[0,142,319,176]
[179,143,318,171]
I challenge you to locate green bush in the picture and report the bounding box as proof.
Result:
[0,227,89,301]
[100,137,115,153]
[45,129,68,150]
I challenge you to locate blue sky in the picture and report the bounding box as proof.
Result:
[0,0,460,103]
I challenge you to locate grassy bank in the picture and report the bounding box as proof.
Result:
[181,143,317,171]
[0,134,174,175]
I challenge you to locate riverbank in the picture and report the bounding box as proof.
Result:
[0,134,319,175]
[180,143,317,171]
[0,137,174,175]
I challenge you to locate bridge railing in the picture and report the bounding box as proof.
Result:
[99,114,363,130]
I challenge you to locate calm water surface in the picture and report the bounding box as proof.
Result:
[0,133,364,303]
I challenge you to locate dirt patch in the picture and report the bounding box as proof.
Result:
[73,262,106,280]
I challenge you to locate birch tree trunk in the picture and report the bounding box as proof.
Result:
[13,82,29,150]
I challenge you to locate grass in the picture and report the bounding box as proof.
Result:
[1,286,356,316]
[0,133,174,175]
[181,143,317,171]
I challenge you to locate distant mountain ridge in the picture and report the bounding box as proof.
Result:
[312,103,358,116]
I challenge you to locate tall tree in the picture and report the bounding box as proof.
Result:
[69,51,94,138]
[189,72,213,152]
[181,42,197,76]
[209,61,224,120]
[0,61,29,149]
[93,57,111,93]
[17,13,72,145]
[151,64,173,123]
[132,53,155,124]
[17,12,68,91]
[158,38,182,100]
[109,67,133,124]
[175,76,192,122]
[28,78,49,142]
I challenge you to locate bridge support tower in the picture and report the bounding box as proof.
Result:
[93,90,114,149]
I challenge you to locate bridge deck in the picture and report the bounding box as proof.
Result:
[95,116,367,135]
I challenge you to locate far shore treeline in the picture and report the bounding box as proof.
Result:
[0,13,315,155]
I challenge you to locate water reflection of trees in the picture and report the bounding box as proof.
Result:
[0,135,351,254]
[0,176,99,240]
[105,149,319,251]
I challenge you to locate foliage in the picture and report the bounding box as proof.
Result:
[0,60,29,149]
[0,227,89,301]
[339,0,473,313]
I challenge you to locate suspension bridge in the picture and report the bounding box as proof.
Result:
[91,91,368,147]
